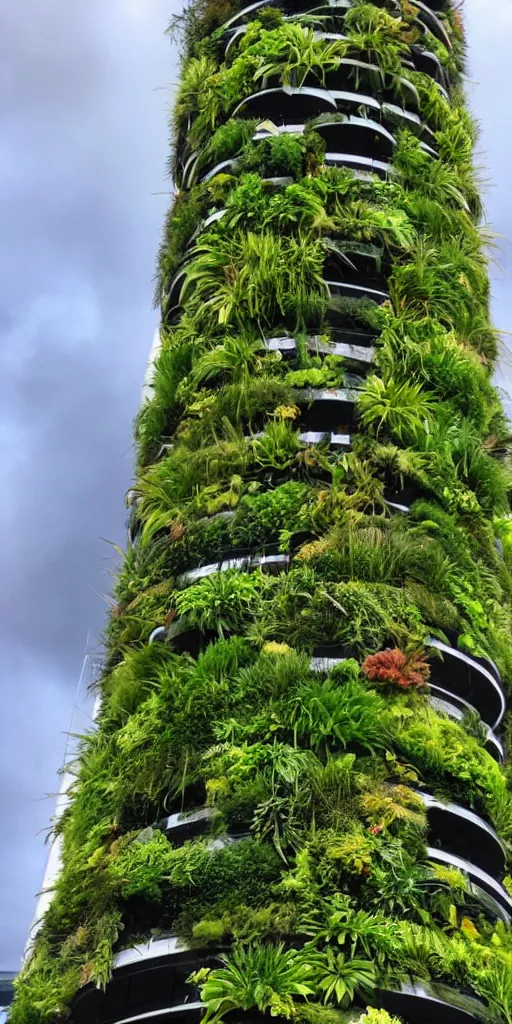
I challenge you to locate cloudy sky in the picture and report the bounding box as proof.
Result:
[0,0,510,970]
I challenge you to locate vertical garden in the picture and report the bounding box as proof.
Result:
[12,1,512,1022]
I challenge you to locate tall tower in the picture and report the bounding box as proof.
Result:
[11,3,512,1024]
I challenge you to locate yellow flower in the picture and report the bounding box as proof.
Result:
[263,641,293,656]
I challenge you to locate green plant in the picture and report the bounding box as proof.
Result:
[193,943,316,1021]
[313,948,376,1007]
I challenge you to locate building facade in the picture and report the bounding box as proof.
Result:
[11,1,512,1023]
[0,973,15,1024]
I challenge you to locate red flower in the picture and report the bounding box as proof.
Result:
[361,648,430,689]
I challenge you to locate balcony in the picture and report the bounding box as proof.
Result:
[178,550,291,587]
[427,847,512,923]
[221,0,350,34]
[427,637,506,731]
[378,982,485,1024]
[167,618,217,658]
[324,152,391,178]
[192,117,398,189]
[126,497,143,547]
[264,331,376,368]
[410,0,452,50]
[156,806,217,845]
[234,85,338,121]
[296,387,358,433]
[419,791,506,879]
[71,937,208,1024]
[310,644,346,673]
[326,277,389,304]
[410,45,449,91]
[316,115,396,160]
[232,91,430,159]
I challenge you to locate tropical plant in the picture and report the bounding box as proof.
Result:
[312,948,376,1007]
[192,943,316,1021]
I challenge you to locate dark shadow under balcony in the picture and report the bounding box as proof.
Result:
[419,791,506,880]
[324,152,391,177]
[178,550,291,587]
[315,116,395,160]
[411,0,452,50]
[296,387,358,433]
[378,982,485,1024]
[427,847,512,923]
[427,637,506,731]
[234,85,340,121]
[71,939,208,1024]
[410,45,449,90]
[155,806,217,844]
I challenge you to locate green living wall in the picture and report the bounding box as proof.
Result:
[12,0,512,1022]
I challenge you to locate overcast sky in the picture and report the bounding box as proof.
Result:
[0,0,510,971]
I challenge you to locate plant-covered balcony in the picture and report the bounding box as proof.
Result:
[70,938,208,1024]
[427,636,506,731]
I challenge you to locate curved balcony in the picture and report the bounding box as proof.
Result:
[126,498,143,547]
[264,332,375,367]
[315,115,395,160]
[410,45,449,91]
[250,427,352,451]
[156,806,217,845]
[378,982,485,1024]
[165,264,189,317]
[427,847,512,923]
[167,619,216,658]
[411,0,452,51]
[385,498,410,514]
[309,643,348,673]
[326,276,389,304]
[324,151,391,178]
[232,91,425,160]
[221,0,452,72]
[221,0,350,34]
[71,937,208,1024]
[233,85,339,121]
[427,637,506,731]
[178,550,290,586]
[192,130,395,191]
[419,791,506,879]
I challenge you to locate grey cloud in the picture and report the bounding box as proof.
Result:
[0,0,181,967]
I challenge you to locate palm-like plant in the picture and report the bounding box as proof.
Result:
[193,943,316,1022]
[180,230,327,329]
[312,948,376,1007]
[252,24,348,88]
[190,333,266,387]
[358,375,435,442]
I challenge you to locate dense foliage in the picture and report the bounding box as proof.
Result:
[12,1,512,1023]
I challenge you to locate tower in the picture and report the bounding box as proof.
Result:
[11,2,512,1024]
